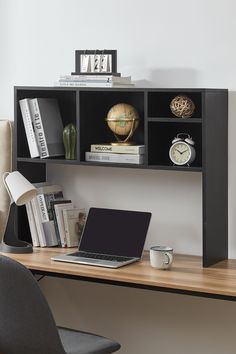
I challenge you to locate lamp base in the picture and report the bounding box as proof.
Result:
[0,203,33,254]
[0,240,32,254]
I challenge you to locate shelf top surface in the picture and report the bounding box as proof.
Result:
[2,248,236,299]
[14,86,228,93]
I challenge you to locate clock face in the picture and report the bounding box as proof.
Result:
[169,142,191,165]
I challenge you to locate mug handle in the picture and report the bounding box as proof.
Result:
[164,252,173,265]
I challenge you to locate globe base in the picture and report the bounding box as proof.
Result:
[111,141,135,146]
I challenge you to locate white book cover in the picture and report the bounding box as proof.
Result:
[30,98,64,158]
[25,202,40,247]
[85,152,144,164]
[90,144,145,154]
[54,203,73,247]
[29,99,49,158]
[36,184,64,247]
[62,208,86,247]
[31,197,47,247]
[19,99,40,158]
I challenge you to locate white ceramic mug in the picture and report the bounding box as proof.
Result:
[150,246,173,269]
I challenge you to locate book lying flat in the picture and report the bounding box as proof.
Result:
[54,81,134,88]
[85,152,144,164]
[59,75,131,84]
[90,144,145,154]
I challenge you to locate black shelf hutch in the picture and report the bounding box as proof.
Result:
[14,86,228,267]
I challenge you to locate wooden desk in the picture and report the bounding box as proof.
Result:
[2,248,236,301]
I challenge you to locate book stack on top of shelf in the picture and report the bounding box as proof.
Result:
[85,144,145,165]
[54,74,134,88]
[19,98,64,158]
[26,182,86,248]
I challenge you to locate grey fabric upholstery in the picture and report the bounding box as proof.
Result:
[0,120,13,241]
[0,255,121,354]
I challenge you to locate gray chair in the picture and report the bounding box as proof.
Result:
[0,255,121,354]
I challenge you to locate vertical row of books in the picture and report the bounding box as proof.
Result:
[19,98,65,158]
[85,144,145,164]
[25,183,86,248]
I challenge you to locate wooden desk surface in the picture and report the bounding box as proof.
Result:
[2,248,236,300]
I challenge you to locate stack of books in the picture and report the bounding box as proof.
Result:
[85,144,145,165]
[26,182,86,248]
[19,98,64,158]
[54,74,134,88]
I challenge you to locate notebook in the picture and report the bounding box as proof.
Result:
[51,207,152,268]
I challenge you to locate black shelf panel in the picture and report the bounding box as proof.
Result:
[147,165,202,172]
[17,157,79,165]
[79,161,147,169]
[17,158,202,172]
[147,118,202,123]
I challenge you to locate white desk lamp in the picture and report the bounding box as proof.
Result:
[0,171,37,253]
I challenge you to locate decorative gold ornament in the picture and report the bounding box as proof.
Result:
[170,95,195,118]
[105,103,139,145]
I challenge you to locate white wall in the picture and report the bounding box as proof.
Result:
[1,0,236,353]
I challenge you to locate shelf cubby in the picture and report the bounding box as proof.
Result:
[148,91,202,119]
[148,121,202,168]
[79,90,145,161]
[16,89,77,159]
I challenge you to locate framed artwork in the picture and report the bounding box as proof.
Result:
[73,50,117,75]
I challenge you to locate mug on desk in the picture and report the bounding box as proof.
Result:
[150,246,173,269]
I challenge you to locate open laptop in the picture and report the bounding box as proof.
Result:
[52,207,151,268]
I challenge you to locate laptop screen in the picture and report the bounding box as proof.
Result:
[79,208,152,258]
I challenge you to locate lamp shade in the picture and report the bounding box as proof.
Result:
[4,171,36,206]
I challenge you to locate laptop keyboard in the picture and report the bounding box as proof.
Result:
[69,251,132,262]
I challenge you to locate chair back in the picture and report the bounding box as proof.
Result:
[0,255,66,354]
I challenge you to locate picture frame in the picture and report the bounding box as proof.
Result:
[72,50,117,75]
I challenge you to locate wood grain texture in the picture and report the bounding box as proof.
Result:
[2,248,236,298]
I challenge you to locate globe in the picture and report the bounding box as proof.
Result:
[105,103,139,145]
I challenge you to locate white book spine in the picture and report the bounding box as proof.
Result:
[85,152,144,164]
[37,194,58,246]
[29,99,49,158]
[25,202,40,247]
[31,197,47,247]
[54,81,112,88]
[55,81,134,88]
[62,209,73,247]
[54,206,67,247]
[19,99,40,158]
[60,75,114,81]
[37,194,49,222]
[90,144,145,154]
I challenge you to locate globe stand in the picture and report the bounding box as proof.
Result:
[108,118,138,146]
[111,141,135,146]
[111,129,136,146]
